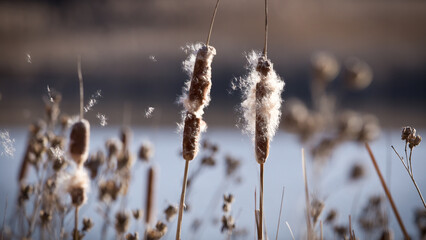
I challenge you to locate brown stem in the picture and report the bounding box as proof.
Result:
[176,160,190,240]
[365,143,410,239]
[77,56,83,120]
[73,206,79,240]
[259,163,264,240]
[262,0,268,57]
[206,0,221,46]
[275,187,285,240]
[301,149,313,239]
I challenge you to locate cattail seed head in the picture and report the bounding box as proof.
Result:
[239,52,284,164]
[145,166,157,225]
[183,45,216,114]
[69,119,90,166]
[182,112,202,161]
[67,168,90,207]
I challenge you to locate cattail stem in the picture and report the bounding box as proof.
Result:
[262,0,268,57]
[275,186,285,240]
[206,0,221,46]
[74,206,79,240]
[320,221,323,240]
[259,163,264,240]
[365,143,410,239]
[176,160,190,240]
[77,56,83,120]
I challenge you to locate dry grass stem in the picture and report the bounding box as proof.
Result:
[391,145,426,209]
[301,148,313,239]
[285,221,295,240]
[275,186,285,240]
[365,143,410,239]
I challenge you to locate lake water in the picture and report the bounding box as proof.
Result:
[0,127,425,239]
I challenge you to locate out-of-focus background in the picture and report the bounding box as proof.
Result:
[1,0,426,239]
[0,0,425,126]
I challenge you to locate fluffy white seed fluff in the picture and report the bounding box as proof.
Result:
[239,51,285,141]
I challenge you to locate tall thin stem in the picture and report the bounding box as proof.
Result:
[391,146,426,209]
[262,0,268,57]
[275,187,285,240]
[301,149,312,239]
[206,0,221,46]
[259,163,264,240]
[77,56,83,120]
[365,143,410,239]
[176,160,190,240]
[73,206,79,240]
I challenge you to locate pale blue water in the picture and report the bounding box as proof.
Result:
[0,127,425,239]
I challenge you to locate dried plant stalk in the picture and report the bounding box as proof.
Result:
[365,143,410,239]
[145,166,157,226]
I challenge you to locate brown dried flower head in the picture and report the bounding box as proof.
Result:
[344,57,373,90]
[164,204,178,222]
[138,141,154,162]
[126,232,139,240]
[132,209,143,220]
[401,126,415,141]
[182,112,202,161]
[115,211,130,234]
[69,119,90,166]
[82,218,94,232]
[311,52,339,83]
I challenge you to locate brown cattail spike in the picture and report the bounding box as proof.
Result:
[186,46,216,113]
[182,112,202,161]
[69,119,90,166]
[145,166,157,225]
[255,57,272,164]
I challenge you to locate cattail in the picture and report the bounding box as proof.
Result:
[176,1,221,239]
[67,168,90,207]
[69,119,90,166]
[145,166,157,226]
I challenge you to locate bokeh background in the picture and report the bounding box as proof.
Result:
[1,0,426,239]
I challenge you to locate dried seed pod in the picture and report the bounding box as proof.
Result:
[145,166,157,225]
[325,209,337,223]
[138,141,154,162]
[126,232,139,240]
[185,45,216,113]
[349,163,366,181]
[182,112,202,161]
[82,218,94,232]
[164,205,178,222]
[39,210,52,226]
[69,119,90,166]
[344,57,373,90]
[409,134,422,149]
[115,211,130,234]
[311,52,339,83]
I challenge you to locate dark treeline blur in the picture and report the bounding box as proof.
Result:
[0,0,425,126]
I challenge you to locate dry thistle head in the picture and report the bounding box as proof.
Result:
[84,150,105,179]
[138,141,154,162]
[337,111,363,140]
[120,126,132,151]
[115,211,130,234]
[117,149,134,171]
[18,183,34,205]
[146,221,167,240]
[344,57,373,90]
[409,134,422,149]
[310,198,324,226]
[182,112,202,161]
[333,225,348,238]
[224,194,234,204]
[221,215,236,233]
[145,166,157,225]
[126,232,139,240]
[225,155,241,177]
[82,218,94,232]
[325,209,337,224]
[39,210,52,227]
[67,168,90,207]
[132,209,143,220]
[69,119,90,166]
[311,52,339,83]
[201,156,216,166]
[349,163,366,181]
[401,126,415,141]
[99,180,121,202]
[106,138,121,159]
[164,204,178,222]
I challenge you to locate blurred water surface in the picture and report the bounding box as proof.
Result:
[0,127,425,239]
